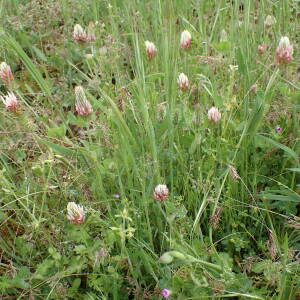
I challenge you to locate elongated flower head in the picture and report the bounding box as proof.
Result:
[145,41,157,60]
[208,107,221,123]
[1,92,19,112]
[67,202,86,224]
[177,73,189,91]
[75,86,93,116]
[73,24,88,42]
[0,62,14,86]
[276,37,293,65]
[264,15,276,27]
[180,30,192,49]
[162,289,171,298]
[153,184,169,202]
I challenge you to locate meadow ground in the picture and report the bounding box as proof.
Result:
[0,0,299,299]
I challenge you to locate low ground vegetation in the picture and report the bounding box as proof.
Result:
[0,0,299,299]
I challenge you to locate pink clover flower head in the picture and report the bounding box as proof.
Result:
[177,73,189,91]
[73,24,88,42]
[207,107,221,123]
[180,30,192,49]
[1,92,19,112]
[0,62,14,86]
[145,41,157,60]
[67,202,86,225]
[276,37,293,65]
[75,86,93,116]
[162,289,171,298]
[153,184,169,202]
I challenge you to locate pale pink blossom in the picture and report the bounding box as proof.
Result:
[1,92,19,112]
[67,202,86,225]
[73,24,88,42]
[162,289,171,298]
[177,73,189,91]
[207,107,221,123]
[75,86,93,116]
[153,184,169,202]
[180,30,192,49]
[276,37,293,65]
[0,62,14,86]
[145,41,157,60]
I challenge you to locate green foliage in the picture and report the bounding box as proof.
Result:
[0,0,299,299]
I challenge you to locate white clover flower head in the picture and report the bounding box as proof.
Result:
[1,92,19,112]
[75,86,93,116]
[207,107,221,123]
[264,15,276,27]
[67,202,86,224]
[177,73,189,91]
[180,30,192,49]
[153,184,169,202]
[0,62,14,85]
[276,37,293,65]
[145,41,157,60]
[73,24,88,42]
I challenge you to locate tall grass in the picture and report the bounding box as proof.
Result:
[0,0,299,299]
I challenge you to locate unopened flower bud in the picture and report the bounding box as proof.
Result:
[250,84,258,94]
[159,251,185,264]
[257,44,267,54]
[67,202,86,224]
[0,62,14,86]
[159,252,173,264]
[153,184,169,202]
[73,24,88,42]
[276,36,293,65]
[264,15,276,27]
[180,30,192,49]
[169,251,185,259]
[177,73,189,91]
[220,29,228,42]
[75,86,93,116]
[145,41,157,60]
[1,92,19,112]
[207,107,221,123]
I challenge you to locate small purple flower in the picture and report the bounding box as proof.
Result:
[162,289,171,298]
[276,127,283,133]
[113,194,120,199]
